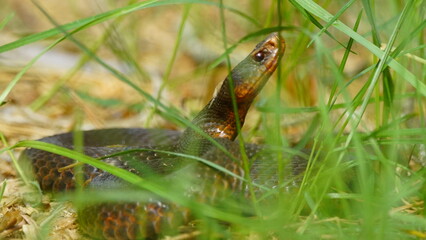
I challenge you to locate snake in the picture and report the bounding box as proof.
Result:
[20,33,307,239]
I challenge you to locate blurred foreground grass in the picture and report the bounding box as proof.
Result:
[0,0,425,239]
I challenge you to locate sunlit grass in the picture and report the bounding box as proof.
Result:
[0,0,425,239]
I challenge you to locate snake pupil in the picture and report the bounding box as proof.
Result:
[254,51,266,62]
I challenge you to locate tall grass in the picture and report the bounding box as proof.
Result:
[0,0,425,239]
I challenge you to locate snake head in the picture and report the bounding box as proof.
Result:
[230,32,285,101]
[251,32,285,72]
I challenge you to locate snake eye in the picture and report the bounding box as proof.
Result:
[254,49,270,63]
[253,51,265,62]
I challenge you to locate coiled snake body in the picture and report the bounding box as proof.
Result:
[20,33,307,239]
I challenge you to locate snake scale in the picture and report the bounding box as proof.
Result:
[20,33,308,239]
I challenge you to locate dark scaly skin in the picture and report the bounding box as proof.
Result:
[25,128,181,191]
[20,33,304,239]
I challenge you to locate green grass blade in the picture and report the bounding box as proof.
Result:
[146,4,192,126]
[11,141,252,223]
[12,141,144,187]
[392,19,426,58]
[0,13,14,31]
[361,0,382,45]
[288,0,354,52]
[30,31,109,110]
[0,37,64,105]
[294,0,425,96]
[0,180,6,202]
[307,0,357,47]
[101,148,271,191]
[0,133,30,186]
[0,0,256,54]
[327,10,363,107]
[37,204,65,239]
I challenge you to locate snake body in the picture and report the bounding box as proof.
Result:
[20,33,307,239]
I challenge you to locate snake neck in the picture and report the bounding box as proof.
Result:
[177,75,253,155]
